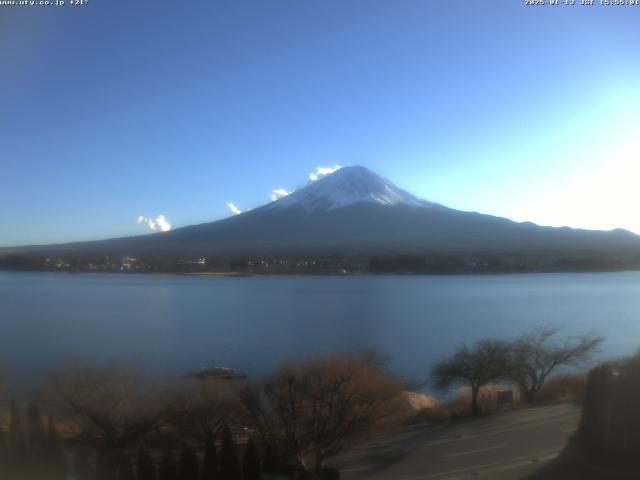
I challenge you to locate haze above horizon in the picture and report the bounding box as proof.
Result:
[2,1,640,247]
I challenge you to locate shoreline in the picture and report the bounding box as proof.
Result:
[2,268,640,278]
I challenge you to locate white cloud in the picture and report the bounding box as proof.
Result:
[137,215,172,232]
[227,202,242,215]
[309,165,342,182]
[269,188,291,201]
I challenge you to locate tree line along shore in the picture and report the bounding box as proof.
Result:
[2,251,640,275]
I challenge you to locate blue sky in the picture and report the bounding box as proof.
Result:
[1,1,640,246]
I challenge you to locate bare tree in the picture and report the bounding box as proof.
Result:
[49,366,183,478]
[172,378,240,447]
[357,347,393,371]
[239,354,404,475]
[508,326,602,403]
[431,339,510,416]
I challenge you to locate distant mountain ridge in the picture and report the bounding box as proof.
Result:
[3,166,640,259]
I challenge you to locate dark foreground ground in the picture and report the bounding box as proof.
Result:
[333,403,581,480]
[528,442,640,480]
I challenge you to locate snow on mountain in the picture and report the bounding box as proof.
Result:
[269,166,438,212]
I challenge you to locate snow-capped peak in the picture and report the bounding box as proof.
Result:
[269,166,437,212]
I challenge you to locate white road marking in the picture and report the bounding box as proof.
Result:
[440,452,559,480]
[338,412,577,465]
[340,466,370,473]
[337,406,579,478]
[419,412,580,448]
[444,443,507,458]
[400,449,560,480]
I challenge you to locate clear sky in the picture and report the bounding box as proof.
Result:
[1,1,639,246]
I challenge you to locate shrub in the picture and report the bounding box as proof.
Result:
[219,425,241,480]
[242,438,261,480]
[202,433,218,479]
[179,444,199,480]
[537,374,587,404]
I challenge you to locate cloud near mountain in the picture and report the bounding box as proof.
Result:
[137,215,172,232]
[227,202,242,215]
[309,165,342,182]
[269,189,290,201]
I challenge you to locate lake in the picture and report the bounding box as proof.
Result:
[1,271,639,390]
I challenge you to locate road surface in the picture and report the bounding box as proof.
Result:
[334,403,581,480]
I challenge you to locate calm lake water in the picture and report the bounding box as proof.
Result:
[1,271,639,390]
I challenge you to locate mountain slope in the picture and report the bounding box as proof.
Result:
[3,166,640,258]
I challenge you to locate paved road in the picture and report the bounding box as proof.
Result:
[334,403,581,480]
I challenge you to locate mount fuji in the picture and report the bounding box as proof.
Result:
[4,166,640,259]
